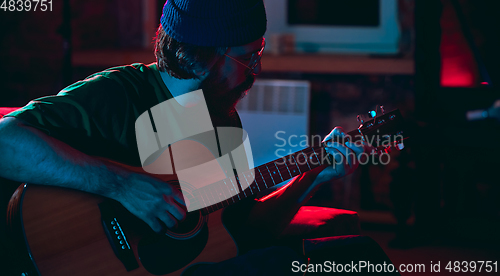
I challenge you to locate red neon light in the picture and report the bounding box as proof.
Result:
[439,0,479,88]
[256,180,294,202]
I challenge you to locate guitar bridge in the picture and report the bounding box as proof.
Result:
[99,201,139,272]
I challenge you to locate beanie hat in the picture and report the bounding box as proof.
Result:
[160,0,267,47]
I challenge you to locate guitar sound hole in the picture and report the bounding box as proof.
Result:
[165,210,206,239]
[138,212,209,275]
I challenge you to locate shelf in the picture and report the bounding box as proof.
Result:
[73,50,414,75]
[261,54,414,75]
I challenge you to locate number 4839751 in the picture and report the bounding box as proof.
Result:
[1,0,53,12]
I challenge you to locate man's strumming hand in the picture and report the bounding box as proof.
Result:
[111,170,187,233]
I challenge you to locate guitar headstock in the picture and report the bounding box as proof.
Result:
[354,107,407,155]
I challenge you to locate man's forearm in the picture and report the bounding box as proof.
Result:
[0,117,122,199]
[0,117,188,232]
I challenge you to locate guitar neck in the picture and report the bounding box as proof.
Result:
[198,128,362,215]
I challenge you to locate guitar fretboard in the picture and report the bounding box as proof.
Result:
[188,129,363,215]
[191,145,330,215]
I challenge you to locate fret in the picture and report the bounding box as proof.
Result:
[297,151,311,171]
[279,163,293,178]
[248,171,256,183]
[305,151,316,168]
[206,185,220,209]
[191,189,207,210]
[220,198,229,209]
[239,171,254,193]
[212,184,224,209]
[200,186,214,207]
[265,165,277,186]
[270,163,284,185]
[236,173,249,198]
[288,154,301,176]
[215,200,224,211]
[235,177,248,198]
[234,174,248,198]
[256,167,268,189]
[200,194,210,212]
[228,175,241,197]
[207,185,221,210]
[201,207,209,216]
[274,163,285,182]
[205,201,214,213]
[282,161,293,179]
[291,155,302,174]
[253,172,266,192]
[211,181,225,204]
[248,183,258,195]
[217,200,225,210]
[245,183,254,195]
[213,186,224,210]
[311,147,322,166]
[274,159,293,179]
[252,182,260,193]
[299,152,311,171]
[218,180,233,204]
[207,203,219,213]
[253,171,268,192]
[226,177,241,197]
[224,179,239,202]
[222,178,237,199]
[247,171,260,192]
[220,200,227,209]
[304,149,318,167]
[231,194,241,204]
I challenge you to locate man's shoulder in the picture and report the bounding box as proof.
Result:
[86,63,157,86]
[101,62,155,74]
[76,62,170,106]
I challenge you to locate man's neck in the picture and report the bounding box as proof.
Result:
[159,70,204,107]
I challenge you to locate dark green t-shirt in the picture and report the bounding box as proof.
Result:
[6,63,241,167]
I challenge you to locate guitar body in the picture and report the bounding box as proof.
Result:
[7,139,239,275]
[8,184,237,276]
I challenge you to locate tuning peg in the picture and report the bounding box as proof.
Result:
[357,115,364,123]
[380,106,385,114]
[368,110,376,118]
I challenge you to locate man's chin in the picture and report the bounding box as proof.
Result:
[232,75,255,100]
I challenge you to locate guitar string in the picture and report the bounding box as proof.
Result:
[182,125,397,212]
[177,146,327,212]
[182,146,325,209]
[189,138,391,213]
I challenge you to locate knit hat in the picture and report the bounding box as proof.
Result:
[160,0,267,47]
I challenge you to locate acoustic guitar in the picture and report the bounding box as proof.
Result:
[7,108,406,276]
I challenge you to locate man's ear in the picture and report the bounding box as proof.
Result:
[194,69,209,81]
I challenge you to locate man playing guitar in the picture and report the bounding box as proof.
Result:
[0,0,365,274]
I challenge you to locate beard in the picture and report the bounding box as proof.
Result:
[200,71,255,118]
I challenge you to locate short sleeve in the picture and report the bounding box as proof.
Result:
[5,74,142,164]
